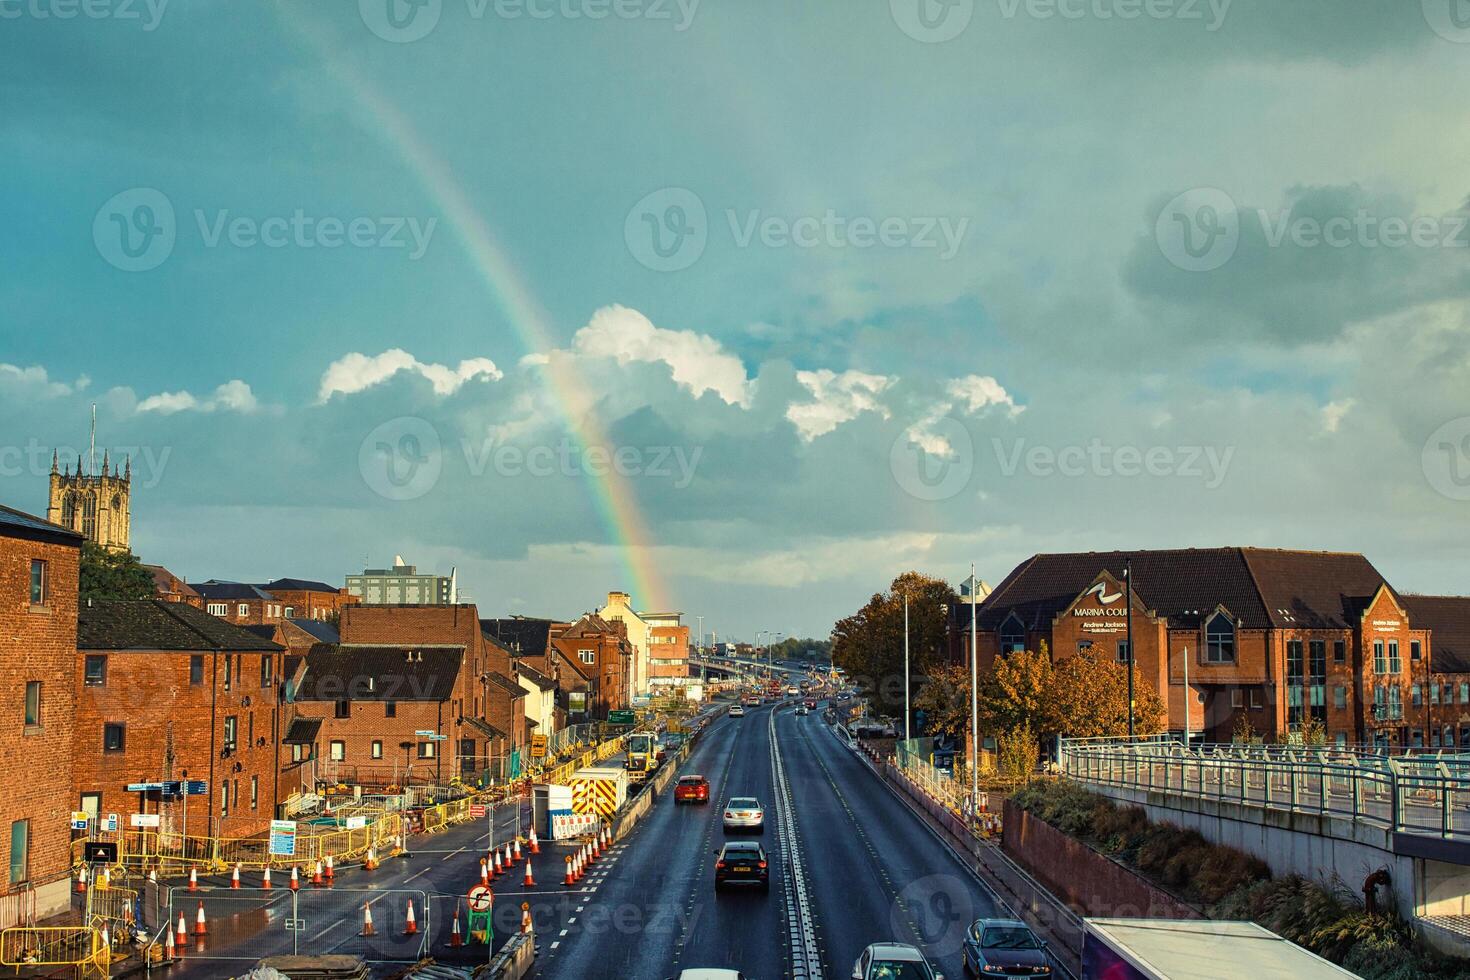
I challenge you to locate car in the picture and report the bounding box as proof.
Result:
[851,942,944,980]
[729,705,746,717]
[744,696,762,706]
[713,840,769,892]
[675,774,711,805]
[671,971,749,980]
[787,685,800,696]
[837,691,852,701]
[795,705,809,716]
[804,699,817,709]
[962,918,1051,978]
[722,796,765,833]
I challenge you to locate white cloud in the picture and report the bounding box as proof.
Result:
[785,369,894,442]
[1320,399,1354,434]
[0,364,89,399]
[946,375,1023,418]
[569,305,753,408]
[317,350,502,402]
[137,380,261,415]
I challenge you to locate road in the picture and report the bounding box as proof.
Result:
[148,699,1007,978]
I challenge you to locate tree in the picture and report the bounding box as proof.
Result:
[79,544,155,601]
[1051,647,1166,738]
[830,571,959,711]
[913,663,971,737]
[997,721,1040,784]
[976,646,1054,735]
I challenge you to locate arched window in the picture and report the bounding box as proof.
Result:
[999,614,1026,655]
[1206,612,1235,663]
[61,493,76,526]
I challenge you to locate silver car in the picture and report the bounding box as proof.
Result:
[722,796,765,833]
[851,942,943,980]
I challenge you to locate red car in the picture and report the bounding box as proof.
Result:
[675,774,710,805]
[803,699,817,709]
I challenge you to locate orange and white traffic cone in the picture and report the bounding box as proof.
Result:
[590,835,600,862]
[521,902,533,935]
[290,866,300,891]
[480,860,490,887]
[360,903,376,937]
[503,842,515,869]
[493,849,504,878]
[563,855,575,886]
[528,827,540,854]
[311,861,324,887]
[364,847,379,871]
[325,855,335,882]
[523,857,535,887]
[449,903,464,947]
[230,864,241,889]
[164,924,178,961]
[193,901,208,936]
[403,900,418,936]
[101,866,112,889]
[513,839,523,864]
[175,911,187,946]
[262,866,272,889]
[75,865,87,894]
[188,867,199,892]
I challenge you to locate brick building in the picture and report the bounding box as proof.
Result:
[957,548,1470,749]
[195,582,286,627]
[258,579,358,622]
[243,618,339,804]
[143,564,203,608]
[76,600,286,839]
[0,504,82,927]
[551,614,632,719]
[482,617,586,728]
[644,612,690,689]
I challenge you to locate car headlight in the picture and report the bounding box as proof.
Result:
[981,967,1006,975]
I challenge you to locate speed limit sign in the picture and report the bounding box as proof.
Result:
[468,884,493,913]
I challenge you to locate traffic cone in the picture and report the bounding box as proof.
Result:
[164,925,177,961]
[513,839,524,863]
[590,834,600,862]
[449,903,464,947]
[480,860,490,887]
[360,903,376,937]
[529,827,540,854]
[101,866,111,889]
[325,855,335,881]
[175,910,187,946]
[262,866,272,889]
[521,902,533,935]
[493,849,503,878]
[188,867,199,892]
[563,855,575,886]
[503,842,515,869]
[289,866,300,891]
[523,857,536,887]
[193,901,207,936]
[364,847,379,871]
[99,924,111,964]
[230,864,241,889]
[75,865,87,894]
[403,900,418,936]
[311,860,324,887]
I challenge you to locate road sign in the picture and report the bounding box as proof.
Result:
[185,780,207,796]
[126,782,164,792]
[469,803,487,819]
[414,729,436,738]
[344,815,367,830]
[130,813,161,828]
[608,710,636,725]
[269,819,298,857]
[284,918,306,931]
[104,813,119,833]
[530,734,548,757]
[468,884,493,913]
[84,842,118,863]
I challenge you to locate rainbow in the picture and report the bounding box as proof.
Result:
[276,8,668,610]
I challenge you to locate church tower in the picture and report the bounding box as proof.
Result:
[46,410,131,552]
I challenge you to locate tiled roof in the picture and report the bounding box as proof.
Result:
[293,643,463,701]
[261,578,341,594]
[0,503,82,546]
[142,565,199,597]
[283,718,322,745]
[481,618,558,658]
[466,717,507,740]
[516,662,555,689]
[975,548,1389,632]
[485,671,527,698]
[80,600,283,652]
[195,582,278,602]
[287,619,341,644]
[1403,596,1470,675]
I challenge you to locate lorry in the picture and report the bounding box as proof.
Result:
[1082,918,1360,979]
[625,731,659,783]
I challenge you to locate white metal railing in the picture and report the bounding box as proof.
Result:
[1058,735,1470,840]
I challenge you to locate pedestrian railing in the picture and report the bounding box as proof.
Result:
[1058,735,1470,841]
[0,925,103,974]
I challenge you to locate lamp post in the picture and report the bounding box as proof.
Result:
[1126,560,1135,740]
[903,590,911,744]
[969,562,979,818]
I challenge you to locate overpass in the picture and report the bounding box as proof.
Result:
[1059,735,1470,957]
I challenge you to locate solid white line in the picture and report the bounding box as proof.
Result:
[309,919,345,942]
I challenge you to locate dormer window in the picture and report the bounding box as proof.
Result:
[1205,612,1235,663]
[999,614,1026,655]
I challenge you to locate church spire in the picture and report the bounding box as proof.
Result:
[51,450,58,475]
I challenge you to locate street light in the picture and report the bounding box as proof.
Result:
[903,589,911,744]
[969,562,979,818]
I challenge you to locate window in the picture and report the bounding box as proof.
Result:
[371,740,383,759]
[220,783,229,818]
[237,603,249,618]
[1249,689,1262,709]
[1373,640,1386,674]
[190,655,204,685]
[284,606,294,618]
[417,741,436,759]
[223,716,237,752]
[1076,640,1093,653]
[250,776,258,809]
[1333,686,1346,710]
[1333,640,1346,663]
[84,655,107,686]
[1413,684,1423,707]
[1461,683,1469,705]
[1231,689,1244,708]
[1205,613,1235,663]
[384,701,396,718]
[207,603,227,616]
[999,615,1026,655]
[335,700,350,719]
[103,723,125,752]
[329,741,345,761]
[1388,641,1401,674]
[1412,641,1422,662]
[1286,640,1304,727]
[1432,683,1441,705]
[1412,729,1425,749]
[223,655,233,692]
[28,560,45,606]
[1389,686,1403,720]
[578,649,596,666]
[1335,732,1347,749]
[8,820,28,885]
[1116,641,1131,665]
[23,682,41,728]
[260,656,272,688]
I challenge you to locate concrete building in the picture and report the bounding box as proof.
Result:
[0,503,82,927]
[345,557,456,606]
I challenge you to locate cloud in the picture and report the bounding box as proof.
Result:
[1320,399,1354,434]
[785,369,894,442]
[0,364,89,399]
[569,306,753,408]
[946,375,1024,418]
[318,350,502,402]
[136,380,261,415]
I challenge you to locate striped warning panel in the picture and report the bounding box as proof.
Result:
[570,778,619,818]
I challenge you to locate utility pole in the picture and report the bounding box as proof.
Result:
[1182,644,1190,747]
[969,563,979,818]
[903,590,911,744]
[1126,560,1135,740]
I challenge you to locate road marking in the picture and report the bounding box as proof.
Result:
[550,941,560,949]
[405,868,429,883]
[770,706,823,980]
[309,919,345,942]
[440,848,464,862]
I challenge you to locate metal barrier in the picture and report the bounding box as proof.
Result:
[1058,735,1470,840]
[0,925,102,973]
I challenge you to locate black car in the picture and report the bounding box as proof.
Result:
[962,918,1051,977]
[713,841,769,892]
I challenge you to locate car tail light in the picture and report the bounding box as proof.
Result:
[716,861,725,869]
[757,860,767,869]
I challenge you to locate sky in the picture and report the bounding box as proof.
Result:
[2,0,1469,639]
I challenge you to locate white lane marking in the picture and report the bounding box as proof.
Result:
[309,919,345,942]
[404,868,429,883]
[440,848,464,862]
[770,705,823,980]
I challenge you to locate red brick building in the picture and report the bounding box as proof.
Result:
[144,564,203,609]
[258,579,358,622]
[195,582,286,627]
[76,600,287,839]
[0,504,82,926]
[551,614,632,719]
[645,613,691,690]
[481,617,587,728]
[956,548,1470,749]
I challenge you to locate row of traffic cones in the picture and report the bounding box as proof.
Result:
[561,825,612,886]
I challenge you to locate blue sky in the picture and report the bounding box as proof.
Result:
[4,0,1470,638]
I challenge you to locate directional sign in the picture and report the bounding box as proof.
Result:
[269,819,298,857]
[530,735,548,757]
[607,710,636,725]
[130,813,161,828]
[126,782,164,792]
[185,780,208,796]
[468,884,493,913]
[414,730,437,738]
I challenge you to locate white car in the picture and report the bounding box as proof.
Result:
[675,971,748,980]
[729,705,746,718]
[787,685,800,696]
[722,796,765,833]
[851,942,943,980]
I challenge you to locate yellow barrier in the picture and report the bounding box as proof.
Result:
[1,926,102,972]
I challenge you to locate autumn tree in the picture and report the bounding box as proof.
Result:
[997,721,1040,784]
[1051,647,1166,738]
[913,663,971,737]
[976,645,1055,735]
[830,571,959,711]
